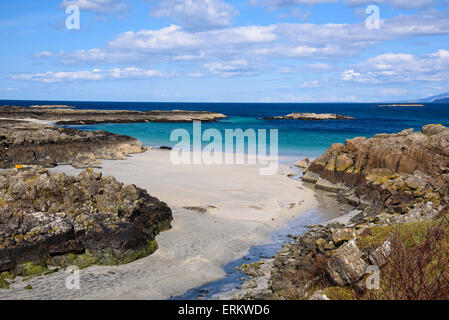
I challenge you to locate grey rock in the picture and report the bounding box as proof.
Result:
[326,239,368,286]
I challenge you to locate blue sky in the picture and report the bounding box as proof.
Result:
[1,0,449,102]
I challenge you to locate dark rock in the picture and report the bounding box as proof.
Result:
[0,121,144,169]
[0,166,172,273]
[306,124,449,218]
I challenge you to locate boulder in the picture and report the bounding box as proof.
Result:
[326,239,368,286]
[332,228,356,246]
[294,158,312,169]
[0,166,173,272]
[369,239,392,267]
[315,178,346,193]
[302,171,320,183]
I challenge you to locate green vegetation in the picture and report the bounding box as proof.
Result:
[20,262,50,280]
[241,260,265,270]
[356,220,435,250]
[0,272,15,289]
[323,287,355,300]
[67,240,159,269]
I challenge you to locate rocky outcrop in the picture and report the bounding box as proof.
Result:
[0,120,145,169]
[294,158,311,169]
[268,223,338,299]
[238,205,448,300]
[262,113,354,120]
[305,124,449,222]
[0,166,172,276]
[237,124,449,300]
[0,105,227,125]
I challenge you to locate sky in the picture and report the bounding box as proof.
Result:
[1,0,449,102]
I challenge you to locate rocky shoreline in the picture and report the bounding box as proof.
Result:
[0,105,227,125]
[262,113,354,121]
[0,108,185,290]
[235,124,449,300]
[0,119,145,169]
[0,166,172,289]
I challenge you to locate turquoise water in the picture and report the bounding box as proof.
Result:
[2,100,449,158]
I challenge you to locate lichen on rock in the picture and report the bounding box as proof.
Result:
[0,166,172,284]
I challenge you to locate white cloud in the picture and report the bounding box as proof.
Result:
[379,88,407,96]
[341,69,362,81]
[151,0,239,30]
[204,59,261,77]
[60,0,127,13]
[34,51,53,58]
[278,63,331,73]
[12,67,168,83]
[300,79,321,87]
[38,9,449,69]
[341,49,449,84]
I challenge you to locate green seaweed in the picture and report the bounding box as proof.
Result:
[20,262,50,280]
[323,287,355,300]
[67,240,159,269]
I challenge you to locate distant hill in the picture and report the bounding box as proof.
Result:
[417,92,449,103]
[434,97,449,103]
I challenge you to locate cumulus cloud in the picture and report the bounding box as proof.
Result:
[60,0,127,13]
[151,0,239,30]
[37,9,449,67]
[12,67,168,83]
[341,49,449,84]
[204,59,264,77]
[30,10,449,80]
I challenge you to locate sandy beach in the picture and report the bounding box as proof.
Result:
[0,150,317,299]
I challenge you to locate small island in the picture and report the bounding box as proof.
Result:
[262,112,354,120]
[0,105,227,125]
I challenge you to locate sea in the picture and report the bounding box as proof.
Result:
[2,100,448,161]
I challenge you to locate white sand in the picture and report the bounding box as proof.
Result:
[0,150,317,300]
[0,117,55,125]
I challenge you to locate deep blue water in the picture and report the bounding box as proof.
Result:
[2,100,448,159]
